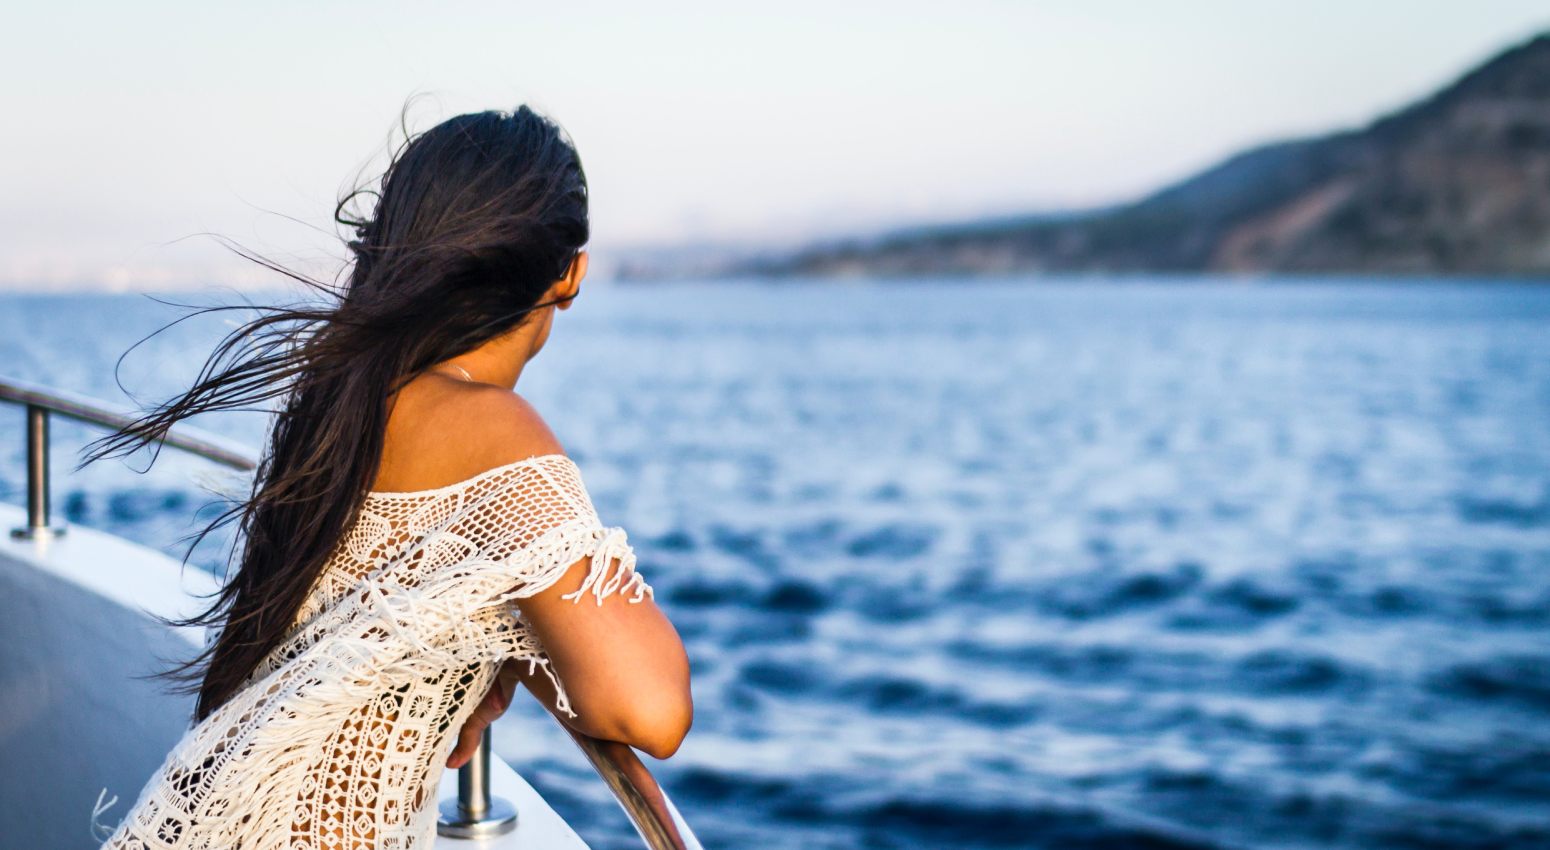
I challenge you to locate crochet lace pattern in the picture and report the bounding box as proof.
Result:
[93,452,652,849]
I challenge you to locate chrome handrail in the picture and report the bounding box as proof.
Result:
[0,375,699,849]
[1,376,258,537]
[566,731,702,850]
[0,377,257,470]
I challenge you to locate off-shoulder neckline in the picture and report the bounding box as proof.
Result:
[363,452,573,500]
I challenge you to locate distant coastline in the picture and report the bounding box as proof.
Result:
[619,33,1550,282]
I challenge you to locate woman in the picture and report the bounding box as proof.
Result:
[82,104,692,848]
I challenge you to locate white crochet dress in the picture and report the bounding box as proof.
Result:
[93,452,652,849]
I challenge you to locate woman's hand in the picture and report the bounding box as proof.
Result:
[446,658,523,769]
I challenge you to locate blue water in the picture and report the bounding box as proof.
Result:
[2,279,1549,849]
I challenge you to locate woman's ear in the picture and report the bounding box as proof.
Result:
[558,251,587,310]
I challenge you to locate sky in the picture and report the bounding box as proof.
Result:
[2,1,1547,291]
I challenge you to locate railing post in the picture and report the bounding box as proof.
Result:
[436,728,517,838]
[11,404,65,540]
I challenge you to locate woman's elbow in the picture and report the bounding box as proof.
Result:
[618,685,694,759]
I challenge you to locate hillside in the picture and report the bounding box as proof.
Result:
[622,33,1550,280]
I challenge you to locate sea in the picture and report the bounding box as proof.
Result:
[2,278,1548,850]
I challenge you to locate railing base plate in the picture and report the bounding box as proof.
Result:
[436,796,518,839]
[10,525,66,540]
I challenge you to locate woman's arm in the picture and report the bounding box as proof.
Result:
[446,558,694,763]
[514,551,693,760]
[449,626,691,766]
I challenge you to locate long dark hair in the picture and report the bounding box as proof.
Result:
[80,103,590,722]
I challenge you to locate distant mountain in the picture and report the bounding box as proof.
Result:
[620,32,1550,280]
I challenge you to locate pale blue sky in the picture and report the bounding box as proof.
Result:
[2,2,1547,290]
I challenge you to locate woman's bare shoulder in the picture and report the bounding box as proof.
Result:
[374,376,566,493]
[454,382,566,460]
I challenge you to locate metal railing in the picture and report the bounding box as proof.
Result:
[1,378,255,537]
[0,375,699,849]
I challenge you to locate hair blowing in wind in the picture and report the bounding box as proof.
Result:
[79,104,590,722]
